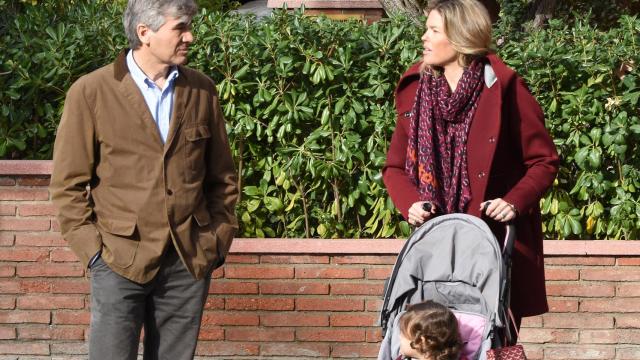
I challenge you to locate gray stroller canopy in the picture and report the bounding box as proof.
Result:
[378,214,511,360]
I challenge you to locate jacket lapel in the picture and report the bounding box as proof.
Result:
[114,51,165,151]
[164,69,190,155]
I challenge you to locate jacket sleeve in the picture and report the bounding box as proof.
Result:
[382,116,421,220]
[502,77,559,214]
[204,87,239,266]
[49,79,102,268]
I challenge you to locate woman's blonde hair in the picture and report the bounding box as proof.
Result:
[423,0,493,70]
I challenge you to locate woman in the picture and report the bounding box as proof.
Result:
[382,0,559,332]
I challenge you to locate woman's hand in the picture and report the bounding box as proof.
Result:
[407,201,437,226]
[480,198,518,222]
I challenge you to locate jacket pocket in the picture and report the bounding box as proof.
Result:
[98,217,139,269]
[184,125,211,181]
[192,206,234,270]
[185,125,212,141]
[192,206,218,266]
[100,218,137,236]
[214,222,235,268]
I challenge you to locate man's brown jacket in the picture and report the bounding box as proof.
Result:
[50,51,239,283]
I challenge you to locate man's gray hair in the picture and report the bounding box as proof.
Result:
[123,0,198,49]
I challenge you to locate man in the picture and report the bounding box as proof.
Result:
[49,0,238,358]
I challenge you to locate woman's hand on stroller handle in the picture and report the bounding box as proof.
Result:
[480,198,518,223]
[407,201,437,226]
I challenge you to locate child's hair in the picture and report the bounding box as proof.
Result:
[399,301,462,360]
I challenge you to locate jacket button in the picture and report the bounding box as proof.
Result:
[488,136,496,143]
[477,171,486,178]
[167,189,173,195]
[404,111,412,118]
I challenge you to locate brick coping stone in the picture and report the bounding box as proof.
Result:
[229,238,640,256]
[3,160,640,255]
[267,0,383,9]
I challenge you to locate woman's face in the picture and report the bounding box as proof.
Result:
[421,10,459,69]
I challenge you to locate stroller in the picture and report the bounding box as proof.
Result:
[377,213,516,360]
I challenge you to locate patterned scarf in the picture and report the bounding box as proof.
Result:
[405,60,485,214]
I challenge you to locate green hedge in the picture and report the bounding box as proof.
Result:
[499,17,640,239]
[0,1,125,159]
[1,2,639,239]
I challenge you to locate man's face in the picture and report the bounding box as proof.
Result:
[145,15,194,66]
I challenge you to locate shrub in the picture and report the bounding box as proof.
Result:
[191,10,421,238]
[497,15,640,239]
[2,2,639,239]
[0,1,126,159]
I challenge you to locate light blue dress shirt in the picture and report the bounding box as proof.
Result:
[126,50,179,144]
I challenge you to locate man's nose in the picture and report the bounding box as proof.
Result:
[182,31,194,43]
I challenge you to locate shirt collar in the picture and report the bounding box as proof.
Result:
[484,63,497,88]
[126,49,179,90]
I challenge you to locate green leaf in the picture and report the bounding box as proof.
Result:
[244,186,260,196]
[574,147,589,168]
[399,222,411,236]
[334,98,345,114]
[550,198,559,215]
[280,56,293,64]
[285,192,300,212]
[320,107,330,125]
[588,149,601,168]
[247,199,260,213]
[317,224,327,237]
[233,64,250,79]
[602,133,615,146]
[568,215,582,235]
[264,197,283,212]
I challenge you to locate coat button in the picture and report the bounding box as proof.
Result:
[404,111,412,118]
[488,136,496,143]
[477,171,486,178]
[167,189,173,195]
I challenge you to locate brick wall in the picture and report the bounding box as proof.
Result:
[1,161,639,359]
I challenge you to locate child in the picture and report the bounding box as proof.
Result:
[396,301,463,360]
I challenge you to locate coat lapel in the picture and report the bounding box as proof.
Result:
[164,70,190,155]
[114,51,165,151]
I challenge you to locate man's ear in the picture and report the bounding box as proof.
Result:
[136,23,152,46]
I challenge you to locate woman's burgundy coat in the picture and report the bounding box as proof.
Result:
[383,54,559,317]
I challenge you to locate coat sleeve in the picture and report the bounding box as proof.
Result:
[49,79,102,268]
[382,116,421,220]
[502,77,559,214]
[204,86,239,267]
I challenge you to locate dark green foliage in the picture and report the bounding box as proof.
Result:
[0,1,126,159]
[2,2,640,239]
[497,16,640,239]
[496,0,640,31]
[191,10,421,238]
